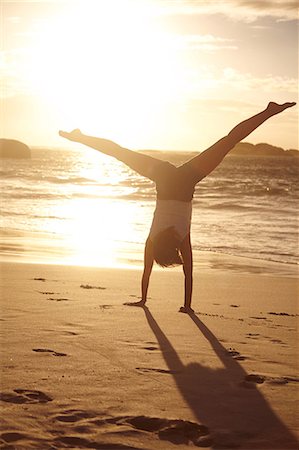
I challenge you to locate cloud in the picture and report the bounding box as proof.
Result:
[154,0,298,22]
[0,49,28,98]
[180,66,298,102]
[221,68,298,93]
[174,34,238,51]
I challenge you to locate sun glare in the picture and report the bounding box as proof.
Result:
[41,152,146,267]
[24,0,185,146]
[62,197,141,267]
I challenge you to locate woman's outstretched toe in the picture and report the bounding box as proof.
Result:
[267,102,296,115]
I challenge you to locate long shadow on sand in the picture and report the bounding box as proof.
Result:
[142,307,298,449]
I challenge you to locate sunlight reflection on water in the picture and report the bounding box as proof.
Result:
[63,198,144,267]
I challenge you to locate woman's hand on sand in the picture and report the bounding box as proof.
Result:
[266,102,296,116]
[124,300,146,307]
[179,306,194,314]
[59,129,83,142]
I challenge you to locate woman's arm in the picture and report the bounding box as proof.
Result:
[141,239,154,304]
[180,234,193,312]
[124,238,154,307]
[187,101,296,178]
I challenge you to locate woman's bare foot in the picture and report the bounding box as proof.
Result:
[59,128,82,142]
[179,306,194,314]
[124,300,146,307]
[266,102,296,116]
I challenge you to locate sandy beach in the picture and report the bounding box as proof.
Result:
[0,257,298,449]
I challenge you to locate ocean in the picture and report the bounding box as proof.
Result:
[1,147,298,271]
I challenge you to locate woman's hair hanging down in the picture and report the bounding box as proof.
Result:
[152,227,183,268]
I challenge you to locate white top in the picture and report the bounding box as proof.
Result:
[149,199,192,241]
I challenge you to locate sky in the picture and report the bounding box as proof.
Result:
[1,0,298,151]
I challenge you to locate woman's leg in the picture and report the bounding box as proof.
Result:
[59,129,162,180]
[184,102,296,179]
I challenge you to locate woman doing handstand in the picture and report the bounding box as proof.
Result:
[59,101,295,313]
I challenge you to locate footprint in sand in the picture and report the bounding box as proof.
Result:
[126,341,159,351]
[0,389,52,404]
[240,374,299,388]
[80,284,106,290]
[136,367,181,375]
[33,277,59,283]
[250,316,268,320]
[38,291,56,295]
[246,333,260,339]
[142,346,159,351]
[1,431,28,444]
[54,409,97,423]
[121,415,211,446]
[270,338,286,345]
[51,410,142,450]
[47,297,70,302]
[268,311,298,317]
[265,375,299,385]
[225,348,247,361]
[51,410,212,447]
[32,348,67,357]
[244,374,265,384]
[99,305,113,310]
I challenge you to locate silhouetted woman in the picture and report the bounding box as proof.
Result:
[59,101,295,313]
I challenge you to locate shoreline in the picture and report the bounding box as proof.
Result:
[1,247,297,278]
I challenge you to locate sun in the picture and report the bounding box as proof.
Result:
[24,0,185,147]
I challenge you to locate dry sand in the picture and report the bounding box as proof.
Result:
[0,257,298,449]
